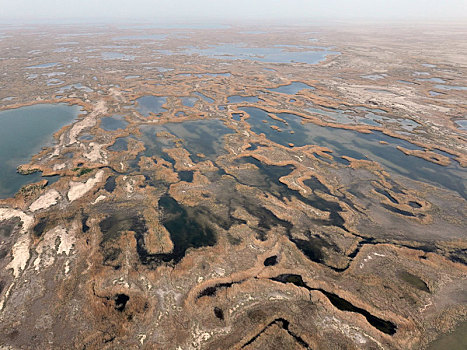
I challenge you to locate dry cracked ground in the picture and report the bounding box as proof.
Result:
[0,22,466,349]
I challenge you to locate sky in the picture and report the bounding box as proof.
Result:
[0,0,466,22]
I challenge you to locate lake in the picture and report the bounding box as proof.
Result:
[0,103,81,198]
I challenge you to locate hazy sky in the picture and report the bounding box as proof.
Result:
[0,0,466,22]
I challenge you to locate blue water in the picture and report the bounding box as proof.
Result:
[205,73,231,77]
[455,120,467,130]
[308,106,383,127]
[417,78,446,83]
[435,85,467,91]
[193,92,214,103]
[398,80,416,85]
[227,95,259,103]
[267,81,315,95]
[240,107,466,198]
[109,137,130,151]
[136,96,167,116]
[172,43,339,64]
[101,52,135,60]
[361,74,385,80]
[26,62,60,69]
[232,113,243,121]
[46,79,64,86]
[139,119,233,161]
[182,97,198,107]
[0,103,81,198]
[100,115,128,131]
[56,84,93,94]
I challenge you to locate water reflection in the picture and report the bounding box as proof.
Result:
[241,107,466,198]
[0,103,81,198]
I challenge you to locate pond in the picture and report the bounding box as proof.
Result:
[417,78,445,83]
[173,43,339,64]
[227,95,259,103]
[434,84,467,91]
[136,95,167,116]
[101,52,135,60]
[108,137,130,151]
[181,96,198,107]
[267,81,315,95]
[139,119,233,162]
[193,92,214,103]
[26,62,60,69]
[454,120,467,131]
[100,115,128,131]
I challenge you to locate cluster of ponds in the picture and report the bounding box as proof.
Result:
[454,120,467,131]
[163,43,340,64]
[56,83,93,94]
[239,107,466,198]
[361,74,386,80]
[306,105,420,131]
[101,52,135,60]
[182,96,198,107]
[1,31,465,349]
[227,95,259,103]
[136,96,167,116]
[2,100,464,201]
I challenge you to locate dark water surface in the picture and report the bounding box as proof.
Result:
[176,43,339,64]
[136,95,167,116]
[181,96,198,107]
[100,115,128,131]
[108,137,130,151]
[240,107,466,198]
[140,119,233,161]
[193,92,214,103]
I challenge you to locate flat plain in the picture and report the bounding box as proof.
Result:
[0,22,466,349]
